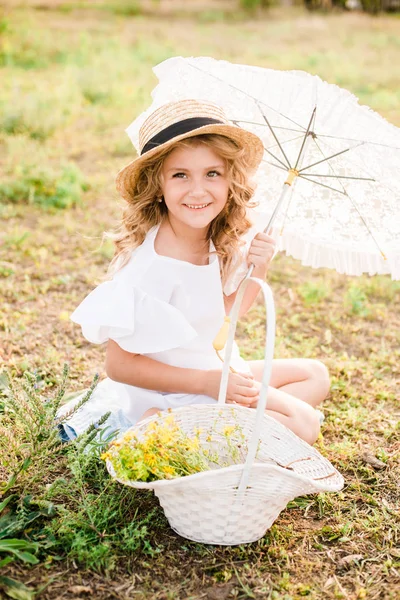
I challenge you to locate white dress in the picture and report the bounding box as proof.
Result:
[58,224,254,437]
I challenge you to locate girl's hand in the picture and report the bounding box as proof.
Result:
[204,370,259,405]
[247,232,276,278]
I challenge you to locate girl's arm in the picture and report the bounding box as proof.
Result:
[105,340,259,404]
[224,231,276,317]
[105,339,206,394]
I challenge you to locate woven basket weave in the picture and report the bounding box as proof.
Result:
[107,279,344,545]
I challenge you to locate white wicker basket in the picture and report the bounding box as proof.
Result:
[107,278,344,545]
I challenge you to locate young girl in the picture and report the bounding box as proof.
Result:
[59,99,329,445]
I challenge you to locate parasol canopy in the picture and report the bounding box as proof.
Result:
[127,56,400,280]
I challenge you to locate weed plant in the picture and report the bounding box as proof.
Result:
[0,366,158,578]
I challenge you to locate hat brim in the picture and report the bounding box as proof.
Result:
[115,123,264,202]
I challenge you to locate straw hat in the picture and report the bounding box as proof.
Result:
[116,99,264,201]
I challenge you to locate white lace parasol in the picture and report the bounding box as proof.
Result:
[127,57,400,279]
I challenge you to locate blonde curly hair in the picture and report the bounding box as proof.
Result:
[109,134,258,285]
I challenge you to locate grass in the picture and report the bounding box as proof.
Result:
[0,2,399,599]
[0,163,88,209]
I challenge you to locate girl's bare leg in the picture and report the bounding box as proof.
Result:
[249,358,330,407]
[137,407,162,422]
[247,358,330,445]
[251,385,321,445]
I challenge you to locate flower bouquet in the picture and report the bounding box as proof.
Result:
[102,412,249,483]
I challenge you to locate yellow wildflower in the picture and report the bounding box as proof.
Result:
[163,465,176,477]
[143,452,157,468]
[164,414,175,426]
[223,426,235,436]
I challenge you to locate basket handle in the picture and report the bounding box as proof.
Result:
[217,275,276,493]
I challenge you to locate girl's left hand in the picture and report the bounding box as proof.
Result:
[247,232,276,276]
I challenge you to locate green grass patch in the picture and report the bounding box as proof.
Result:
[0,163,88,210]
[297,280,331,305]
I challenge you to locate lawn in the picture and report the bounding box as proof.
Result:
[0,2,399,599]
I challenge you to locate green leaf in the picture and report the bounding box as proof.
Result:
[0,539,38,551]
[12,550,39,565]
[0,512,21,540]
[0,576,35,600]
[3,458,32,494]
[0,496,16,513]
[0,539,39,564]
[20,458,32,474]
[0,555,14,568]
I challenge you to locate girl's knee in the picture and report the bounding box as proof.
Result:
[296,402,321,445]
[306,359,330,399]
[138,407,161,422]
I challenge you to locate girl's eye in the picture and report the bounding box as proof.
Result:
[171,170,222,179]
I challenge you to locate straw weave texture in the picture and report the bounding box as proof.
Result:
[139,99,227,151]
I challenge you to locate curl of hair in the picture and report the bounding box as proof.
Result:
[107,134,258,285]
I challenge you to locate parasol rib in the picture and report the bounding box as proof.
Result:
[302,135,388,258]
[301,174,375,182]
[298,175,347,195]
[263,160,287,172]
[236,118,400,149]
[266,134,306,150]
[309,137,387,258]
[256,101,292,169]
[315,133,400,150]
[317,132,400,202]
[294,107,317,170]
[298,143,365,173]
[264,149,290,170]
[311,136,347,195]
[234,119,305,135]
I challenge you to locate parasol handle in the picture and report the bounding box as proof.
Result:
[244,178,295,280]
[217,276,275,406]
[216,275,276,495]
[212,181,291,359]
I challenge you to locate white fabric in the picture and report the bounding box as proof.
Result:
[139,57,400,279]
[59,225,251,434]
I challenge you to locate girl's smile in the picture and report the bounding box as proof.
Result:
[160,144,230,231]
[183,202,211,210]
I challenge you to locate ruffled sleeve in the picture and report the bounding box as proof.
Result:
[70,276,198,355]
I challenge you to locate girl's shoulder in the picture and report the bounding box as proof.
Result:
[113,225,160,283]
[71,224,199,354]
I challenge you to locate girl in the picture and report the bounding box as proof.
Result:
[59,99,329,445]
